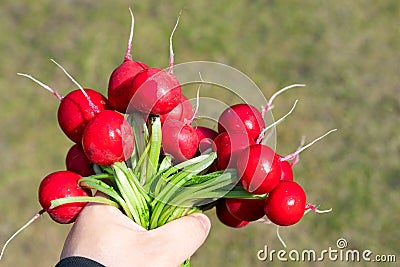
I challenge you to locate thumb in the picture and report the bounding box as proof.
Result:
[150,213,211,265]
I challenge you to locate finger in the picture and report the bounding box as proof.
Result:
[78,200,147,232]
[150,213,211,265]
[61,201,146,260]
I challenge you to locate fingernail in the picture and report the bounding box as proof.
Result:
[189,213,211,235]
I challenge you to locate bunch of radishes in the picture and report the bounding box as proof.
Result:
[207,98,335,229]
[1,9,336,264]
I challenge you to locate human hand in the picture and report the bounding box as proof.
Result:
[59,203,211,267]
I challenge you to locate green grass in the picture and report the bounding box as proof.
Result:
[0,1,399,266]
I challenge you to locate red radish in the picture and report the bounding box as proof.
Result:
[236,144,281,194]
[194,126,218,154]
[264,180,306,226]
[82,110,134,166]
[128,13,183,115]
[216,199,249,228]
[225,197,265,222]
[218,104,265,141]
[161,120,199,163]
[17,73,109,143]
[129,68,182,115]
[108,60,148,113]
[0,169,91,259]
[38,171,91,224]
[280,159,294,181]
[58,89,110,143]
[108,9,149,113]
[66,144,95,177]
[213,131,254,170]
[50,59,114,143]
[160,95,194,124]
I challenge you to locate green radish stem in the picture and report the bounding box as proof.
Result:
[112,162,150,228]
[150,157,232,228]
[157,155,173,174]
[126,167,152,204]
[134,143,150,177]
[127,112,149,179]
[146,117,162,184]
[158,206,191,226]
[152,153,217,197]
[49,196,119,209]
[161,171,235,208]
[167,173,235,207]
[222,186,266,199]
[79,177,134,220]
[150,176,189,229]
[164,153,217,178]
[166,207,193,223]
[157,152,217,192]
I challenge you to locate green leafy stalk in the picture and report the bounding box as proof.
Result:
[50,196,119,209]
[126,167,152,205]
[145,116,162,185]
[154,152,217,196]
[154,171,236,226]
[127,112,149,183]
[220,186,267,199]
[160,153,217,181]
[87,173,114,180]
[149,175,190,229]
[158,206,191,226]
[79,177,134,220]
[172,172,236,206]
[158,155,173,173]
[112,162,150,228]
[133,143,150,176]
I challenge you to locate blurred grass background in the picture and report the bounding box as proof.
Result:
[0,0,398,266]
